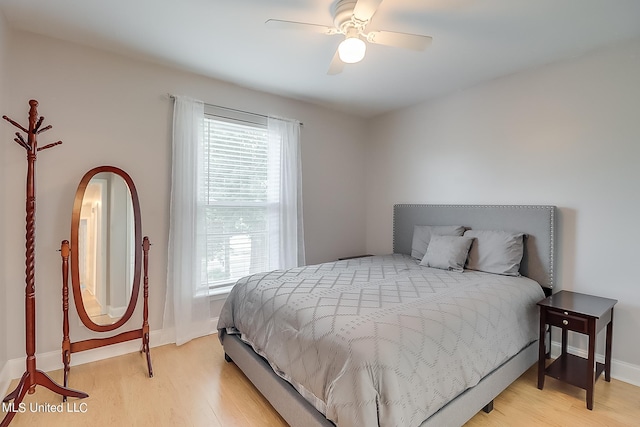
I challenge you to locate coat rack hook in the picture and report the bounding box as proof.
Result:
[2,115,29,133]
[37,141,63,152]
[13,138,31,151]
[33,116,45,133]
[37,124,53,134]
[15,132,27,145]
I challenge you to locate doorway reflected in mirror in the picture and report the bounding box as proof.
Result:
[77,173,135,326]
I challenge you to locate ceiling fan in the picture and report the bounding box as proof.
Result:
[266,0,433,75]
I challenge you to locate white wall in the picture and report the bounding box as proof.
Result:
[0,9,8,378]
[1,30,367,361]
[365,37,640,383]
[5,22,638,388]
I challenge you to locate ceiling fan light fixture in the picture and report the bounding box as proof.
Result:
[338,36,366,64]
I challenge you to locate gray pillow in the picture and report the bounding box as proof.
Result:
[464,230,525,276]
[420,235,474,272]
[411,225,466,260]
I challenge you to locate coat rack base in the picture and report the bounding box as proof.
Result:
[1,369,88,427]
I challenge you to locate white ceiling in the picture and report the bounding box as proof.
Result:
[2,0,640,117]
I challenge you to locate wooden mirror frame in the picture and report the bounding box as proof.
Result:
[61,165,152,397]
[70,165,142,332]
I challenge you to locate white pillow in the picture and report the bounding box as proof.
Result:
[410,225,466,260]
[464,230,525,276]
[420,235,474,272]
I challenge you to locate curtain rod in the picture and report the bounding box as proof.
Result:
[167,94,303,126]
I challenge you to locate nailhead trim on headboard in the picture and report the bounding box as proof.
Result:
[392,204,556,289]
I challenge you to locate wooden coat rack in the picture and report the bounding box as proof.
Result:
[1,100,88,427]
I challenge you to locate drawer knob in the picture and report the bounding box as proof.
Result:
[562,319,569,326]
[564,311,569,315]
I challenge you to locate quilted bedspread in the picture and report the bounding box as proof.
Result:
[217,254,544,427]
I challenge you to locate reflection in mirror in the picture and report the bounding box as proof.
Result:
[78,172,135,325]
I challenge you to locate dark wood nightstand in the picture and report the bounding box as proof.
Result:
[537,290,617,410]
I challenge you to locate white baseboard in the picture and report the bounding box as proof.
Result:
[0,320,222,396]
[0,360,11,400]
[550,340,640,387]
[1,328,176,393]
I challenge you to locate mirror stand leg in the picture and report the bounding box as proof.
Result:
[141,236,153,378]
[143,333,153,378]
[62,350,71,402]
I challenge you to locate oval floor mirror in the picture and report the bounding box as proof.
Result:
[60,165,153,397]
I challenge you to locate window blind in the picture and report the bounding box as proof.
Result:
[201,116,271,291]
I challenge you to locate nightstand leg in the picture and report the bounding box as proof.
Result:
[537,308,547,389]
[586,320,596,410]
[546,327,552,359]
[605,309,614,382]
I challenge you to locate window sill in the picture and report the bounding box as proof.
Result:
[209,286,233,300]
[195,283,235,300]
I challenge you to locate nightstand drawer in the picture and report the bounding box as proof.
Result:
[546,309,588,333]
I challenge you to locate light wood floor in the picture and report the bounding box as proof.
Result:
[2,335,639,426]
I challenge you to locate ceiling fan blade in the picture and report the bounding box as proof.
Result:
[327,49,344,75]
[366,30,433,51]
[353,0,384,22]
[265,19,338,35]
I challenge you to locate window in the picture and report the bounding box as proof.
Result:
[167,95,302,345]
[200,112,273,293]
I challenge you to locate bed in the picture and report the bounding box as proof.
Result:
[218,204,556,427]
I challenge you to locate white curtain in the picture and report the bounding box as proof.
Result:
[164,101,305,346]
[164,95,213,346]
[267,117,305,269]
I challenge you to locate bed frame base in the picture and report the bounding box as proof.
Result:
[222,333,335,426]
[222,333,537,427]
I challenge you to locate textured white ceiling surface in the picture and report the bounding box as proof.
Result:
[2,0,640,117]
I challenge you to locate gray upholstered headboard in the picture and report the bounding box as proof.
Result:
[393,204,556,290]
